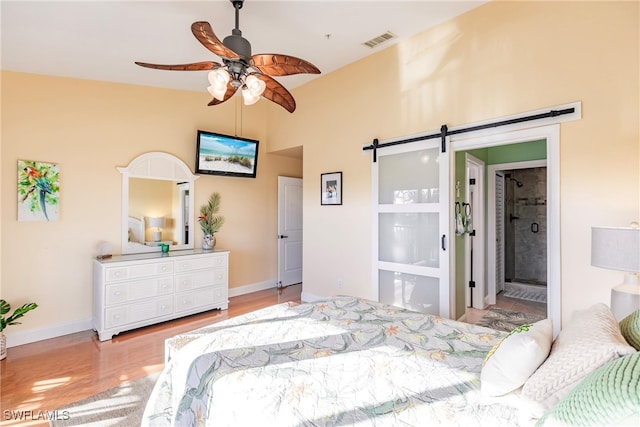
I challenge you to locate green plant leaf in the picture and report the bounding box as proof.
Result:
[0,300,10,316]
[199,193,224,235]
[0,301,38,332]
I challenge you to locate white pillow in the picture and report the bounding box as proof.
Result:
[481,319,553,396]
[521,303,636,413]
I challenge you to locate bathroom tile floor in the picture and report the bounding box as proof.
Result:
[464,292,547,324]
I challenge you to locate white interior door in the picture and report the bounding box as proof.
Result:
[465,154,485,309]
[373,140,450,317]
[278,177,303,287]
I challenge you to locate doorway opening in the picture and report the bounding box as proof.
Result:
[452,128,561,337]
[500,167,548,302]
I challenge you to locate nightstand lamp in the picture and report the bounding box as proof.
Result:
[146,216,166,242]
[591,224,640,321]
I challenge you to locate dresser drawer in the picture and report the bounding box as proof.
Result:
[211,253,228,268]
[175,256,213,273]
[105,297,173,329]
[213,268,227,286]
[105,277,173,306]
[175,269,218,292]
[174,287,221,313]
[105,261,173,283]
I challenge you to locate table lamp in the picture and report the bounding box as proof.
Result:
[591,224,640,320]
[146,216,166,242]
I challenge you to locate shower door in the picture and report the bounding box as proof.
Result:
[373,140,450,317]
[495,172,505,293]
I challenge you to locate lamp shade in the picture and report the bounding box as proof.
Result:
[146,217,165,229]
[591,226,640,272]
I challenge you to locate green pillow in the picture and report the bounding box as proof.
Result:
[537,352,640,426]
[619,310,640,351]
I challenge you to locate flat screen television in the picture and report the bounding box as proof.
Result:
[195,130,259,178]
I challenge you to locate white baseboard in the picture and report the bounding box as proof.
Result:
[6,318,93,348]
[7,279,282,348]
[228,279,277,297]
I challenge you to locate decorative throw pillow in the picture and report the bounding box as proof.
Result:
[619,309,640,351]
[480,319,553,396]
[522,303,636,413]
[536,352,640,427]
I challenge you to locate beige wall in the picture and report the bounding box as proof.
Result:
[1,71,301,340]
[269,1,639,325]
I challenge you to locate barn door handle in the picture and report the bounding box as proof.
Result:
[441,234,447,251]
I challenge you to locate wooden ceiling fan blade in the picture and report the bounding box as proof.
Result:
[135,61,221,71]
[207,84,239,106]
[257,75,296,113]
[191,21,240,60]
[251,54,321,76]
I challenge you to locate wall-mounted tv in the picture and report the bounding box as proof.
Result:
[195,130,259,178]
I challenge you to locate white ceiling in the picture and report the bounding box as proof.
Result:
[1,1,486,93]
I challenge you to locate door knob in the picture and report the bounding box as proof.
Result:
[278,235,289,239]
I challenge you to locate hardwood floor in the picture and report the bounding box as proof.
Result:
[0,284,301,427]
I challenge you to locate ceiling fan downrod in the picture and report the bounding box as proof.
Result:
[231,0,244,32]
[224,0,251,60]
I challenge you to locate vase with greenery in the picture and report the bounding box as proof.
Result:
[0,299,38,360]
[199,192,225,250]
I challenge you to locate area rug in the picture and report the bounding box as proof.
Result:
[475,308,545,332]
[503,282,547,303]
[50,371,160,426]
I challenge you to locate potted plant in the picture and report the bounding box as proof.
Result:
[0,299,38,360]
[198,192,225,250]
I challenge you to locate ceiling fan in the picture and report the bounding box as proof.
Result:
[135,0,320,113]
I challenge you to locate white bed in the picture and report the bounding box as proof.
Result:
[142,297,639,426]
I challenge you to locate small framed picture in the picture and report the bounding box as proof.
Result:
[321,172,342,205]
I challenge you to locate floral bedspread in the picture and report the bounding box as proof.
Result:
[142,296,535,426]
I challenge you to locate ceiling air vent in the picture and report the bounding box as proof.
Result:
[363,31,396,48]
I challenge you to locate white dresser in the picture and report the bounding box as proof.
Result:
[93,249,229,341]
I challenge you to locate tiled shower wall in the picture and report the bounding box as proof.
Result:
[504,167,547,285]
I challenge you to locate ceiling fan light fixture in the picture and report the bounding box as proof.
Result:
[244,74,266,97]
[208,69,231,100]
[242,86,261,105]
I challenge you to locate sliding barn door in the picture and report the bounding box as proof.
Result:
[373,139,450,317]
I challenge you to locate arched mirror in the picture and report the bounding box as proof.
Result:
[118,152,198,254]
